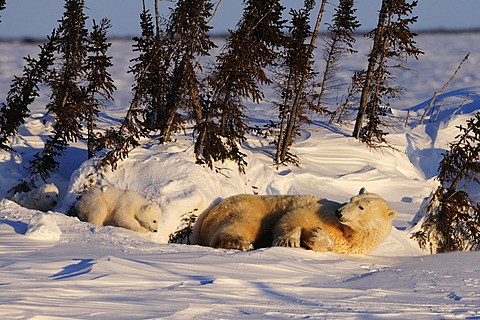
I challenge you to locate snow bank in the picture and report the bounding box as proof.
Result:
[25,212,62,241]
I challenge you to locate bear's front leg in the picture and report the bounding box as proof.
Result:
[214,233,254,251]
[209,223,257,250]
[116,216,150,234]
[272,226,302,248]
[302,227,335,252]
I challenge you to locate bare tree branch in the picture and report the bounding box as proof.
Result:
[419,53,469,125]
[207,0,223,25]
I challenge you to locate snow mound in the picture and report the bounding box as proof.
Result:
[61,139,271,243]
[25,212,62,241]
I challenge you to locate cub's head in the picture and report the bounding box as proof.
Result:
[34,183,60,211]
[137,202,161,233]
[334,188,397,230]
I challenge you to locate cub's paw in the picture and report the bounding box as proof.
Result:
[217,236,254,251]
[272,227,302,248]
[302,227,335,252]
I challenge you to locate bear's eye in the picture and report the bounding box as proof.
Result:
[153,220,157,224]
[359,206,364,210]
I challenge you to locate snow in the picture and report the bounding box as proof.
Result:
[1,33,480,319]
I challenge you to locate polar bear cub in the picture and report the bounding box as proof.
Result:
[11,183,59,212]
[78,186,161,234]
[198,188,397,255]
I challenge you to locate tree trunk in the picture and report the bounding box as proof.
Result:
[87,93,96,159]
[154,0,160,36]
[352,0,389,139]
[316,36,338,108]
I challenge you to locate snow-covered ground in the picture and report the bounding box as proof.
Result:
[1,33,479,319]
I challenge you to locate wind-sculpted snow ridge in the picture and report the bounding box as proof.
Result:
[403,87,480,176]
[1,199,480,319]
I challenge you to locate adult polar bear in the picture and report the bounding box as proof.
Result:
[198,188,397,255]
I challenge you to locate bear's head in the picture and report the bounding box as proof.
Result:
[136,203,161,233]
[334,188,397,231]
[34,183,60,211]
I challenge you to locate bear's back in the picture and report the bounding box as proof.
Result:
[111,189,149,212]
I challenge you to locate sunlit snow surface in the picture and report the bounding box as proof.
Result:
[1,33,480,319]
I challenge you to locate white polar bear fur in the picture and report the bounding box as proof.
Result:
[78,186,161,234]
[11,183,59,212]
[198,188,397,255]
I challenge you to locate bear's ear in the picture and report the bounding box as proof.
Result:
[142,204,152,211]
[386,209,397,220]
[359,187,368,195]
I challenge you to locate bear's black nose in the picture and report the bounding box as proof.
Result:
[153,230,158,233]
[335,209,342,220]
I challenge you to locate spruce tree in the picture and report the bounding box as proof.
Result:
[412,112,480,253]
[194,0,285,172]
[352,0,422,145]
[0,0,5,22]
[317,0,360,109]
[99,0,215,170]
[158,0,215,143]
[0,34,57,150]
[131,6,169,131]
[98,8,161,170]
[29,0,90,181]
[272,0,322,165]
[1,0,114,182]
[84,18,116,158]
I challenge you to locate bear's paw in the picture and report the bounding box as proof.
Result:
[302,227,335,252]
[272,226,302,248]
[216,235,254,251]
